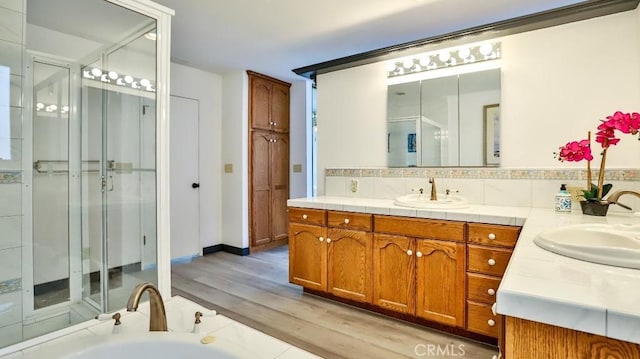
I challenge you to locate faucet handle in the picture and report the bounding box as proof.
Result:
[411,187,425,195]
[445,189,459,196]
[195,311,203,324]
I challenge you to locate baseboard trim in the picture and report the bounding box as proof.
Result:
[203,244,250,256]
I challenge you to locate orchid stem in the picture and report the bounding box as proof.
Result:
[587,131,592,192]
[597,147,607,200]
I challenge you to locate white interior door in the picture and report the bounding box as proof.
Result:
[169,95,200,260]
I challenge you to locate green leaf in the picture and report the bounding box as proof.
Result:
[601,183,613,198]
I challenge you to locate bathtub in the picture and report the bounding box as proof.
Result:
[21,332,241,359]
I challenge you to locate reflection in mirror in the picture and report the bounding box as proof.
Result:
[387,68,501,167]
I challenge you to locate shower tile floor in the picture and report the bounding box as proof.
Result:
[2,296,321,359]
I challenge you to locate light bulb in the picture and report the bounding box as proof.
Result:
[36,102,44,109]
[480,43,493,56]
[91,68,102,77]
[108,71,118,80]
[438,51,451,62]
[385,62,396,72]
[124,75,134,84]
[457,47,470,59]
[419,57,430,67]
[140,79,151,87]
[62,105,69,112]
[402,58,414,69]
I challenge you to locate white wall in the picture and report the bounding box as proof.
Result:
[221,71,249,249]
[317,63,388,194]
[316,9,640,195]
[289,80,312,198]
[170,63,223,254]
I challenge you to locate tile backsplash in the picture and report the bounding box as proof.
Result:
[324,168,640,213]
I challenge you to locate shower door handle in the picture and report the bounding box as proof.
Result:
[108,175,114,192]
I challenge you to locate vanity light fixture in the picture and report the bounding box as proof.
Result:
[387,42,501,78]
[82,68,156,93]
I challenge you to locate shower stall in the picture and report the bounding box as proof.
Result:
[0,0,172,348]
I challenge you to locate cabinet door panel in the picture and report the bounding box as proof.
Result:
[373,233,415,314]
[250,77,272,130]
[271,134,289,241]
[271,82,290,132]
[416,239,465,327]
[327,228,372,303]
[289,224,327,291]
[251,131,272,246]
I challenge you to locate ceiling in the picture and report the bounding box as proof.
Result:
[152,0,587,83]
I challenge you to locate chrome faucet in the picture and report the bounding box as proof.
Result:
[607,190,640,211]
[126,282,168,331]
[429,177,437,201]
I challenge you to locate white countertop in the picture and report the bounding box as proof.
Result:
[288,196,640,344]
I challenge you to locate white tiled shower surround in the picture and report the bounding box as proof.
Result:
[0,0,24,349]
[324,168,640,213]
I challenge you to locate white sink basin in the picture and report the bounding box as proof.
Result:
[533,223,640,269]
[393,193,469,210]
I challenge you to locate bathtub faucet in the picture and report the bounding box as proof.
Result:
[126,282,168,331]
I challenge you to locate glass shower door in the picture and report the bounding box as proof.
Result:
[81,25,157,312]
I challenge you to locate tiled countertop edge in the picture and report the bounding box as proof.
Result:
[287,197,529,226]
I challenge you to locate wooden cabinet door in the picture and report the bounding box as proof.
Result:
[415,239,465,327]
[327,228,372,303]
[249,76,272,131]
[271,133,289,242]
[373,233,416,314]
[271,82,290,133]
[250,131,272,246]
[289,223,327,291]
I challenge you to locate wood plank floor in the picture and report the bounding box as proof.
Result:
[172,245,498,359]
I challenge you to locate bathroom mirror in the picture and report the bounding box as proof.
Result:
[387,68,501,167]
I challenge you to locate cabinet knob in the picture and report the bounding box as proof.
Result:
[488,258,496,266]
[416,251,423,258]
[488,319,496,327]
[344,218,350,224]
[487,288,496,296]
[327,238,331,243]
[302,214,308,220]
[319,237,324,242]
[406,250,413,256]
[488,233,496,240]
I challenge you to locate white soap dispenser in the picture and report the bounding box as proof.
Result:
[555,184,572,213]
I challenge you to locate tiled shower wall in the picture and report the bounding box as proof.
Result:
[0,0,24,347]
[324,168,640,214]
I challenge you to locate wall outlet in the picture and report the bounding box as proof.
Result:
[350,179,359,193]
[566,186,585,202]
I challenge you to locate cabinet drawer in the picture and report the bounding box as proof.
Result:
[288,207,326,226]
[467,273,501,304]
[374,215,465,242]
[467,245,512,276]
[468,223,520,248]
[467,301,500,338]
[328,211,372,231]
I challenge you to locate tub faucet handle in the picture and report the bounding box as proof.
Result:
[195,311,203,324]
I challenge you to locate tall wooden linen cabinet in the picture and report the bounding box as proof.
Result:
[248,71,291,251]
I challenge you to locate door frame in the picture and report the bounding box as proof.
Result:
[22,53,83,318]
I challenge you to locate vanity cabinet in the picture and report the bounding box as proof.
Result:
[374,216,466,327]
[288,206,521,345]
[465,223,520,338]
[248,71,291,251]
